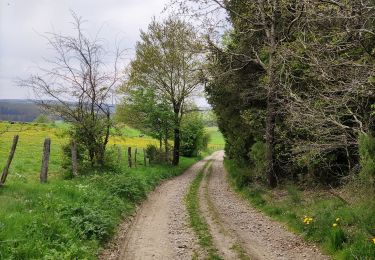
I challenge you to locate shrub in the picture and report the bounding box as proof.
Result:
[359,133,375,185]
[33,114,51,124]
[109,175,147,203]
[146,144,167,164]
[60,205,113,241]
[61,142,122,177]
[180,112,207,157]
[249,140,267,181]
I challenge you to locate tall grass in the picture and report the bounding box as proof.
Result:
[225,160,375,259]
[0,122,198,258]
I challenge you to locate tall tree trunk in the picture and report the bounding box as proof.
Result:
[172,107,181,166]
[265,86,277,187]
[172,127,180,165]
[71,139,78,177]
[164,127,169,162]
[265,43,277,188]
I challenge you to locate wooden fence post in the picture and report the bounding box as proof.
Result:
[40,138,51,183]
[0,135,19,185]
[128,147,132,168]
[71,139,78,177]
[117,146,122,162]
[134,148,137,167]
[143,148,147,166]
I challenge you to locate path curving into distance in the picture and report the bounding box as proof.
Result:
[115,151,328,260]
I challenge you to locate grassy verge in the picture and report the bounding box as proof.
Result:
[0,122,198,258]
[0,158,197,259]
[204,164,250,260]
[185,161,222,260]
[224,159,375,259]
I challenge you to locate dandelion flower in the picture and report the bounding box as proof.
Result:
[372,237,375,244]
[332,223,337,227]
[335,218,340,222]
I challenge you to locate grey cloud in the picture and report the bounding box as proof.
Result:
[0,0,169,99]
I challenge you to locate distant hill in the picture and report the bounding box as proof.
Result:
[0,99,42,122]
[0,99,116,122]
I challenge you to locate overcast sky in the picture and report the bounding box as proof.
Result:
[0,0,185,100]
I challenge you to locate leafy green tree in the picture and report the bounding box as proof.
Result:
[187,0,375,186]
[116,87,174,160]
[128,17,204,165]
[180,112,208,157]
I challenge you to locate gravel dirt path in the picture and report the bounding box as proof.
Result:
[109,151,328,260]
[118,156,212,260]
[203,151,328,260]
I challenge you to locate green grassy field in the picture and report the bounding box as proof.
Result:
[205,127,225,146]
[225,160,375,259]
[0,122,159,182]
[0,122,199,258]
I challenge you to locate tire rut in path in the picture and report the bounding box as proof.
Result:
[203,151,329,260]
[119,156,213,260]
[199,161,251,259]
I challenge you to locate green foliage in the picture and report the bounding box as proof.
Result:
[329,227,347,251]
[180,112,208,157]
[225,158,255,189]
[206,0,375,187]
[225,159,375,259]
[116,87,174,149]
[127,16,204,165]
[286,185,301,204]
[0,156,197,259]
[205,127,225,146]
[60,143,123,177]
[145,144,168,164]
[33,114,52,124]
[201,110,218,127]
[60,205,114,241]
[249,141,267,181]
[359,134,375,185]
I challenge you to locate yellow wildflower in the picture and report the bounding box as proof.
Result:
[303,216,313,225]
[332,223,337,227]
[372,238,375,244]
[335,218,340,222]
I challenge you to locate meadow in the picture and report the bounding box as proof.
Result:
[0,121,225,258]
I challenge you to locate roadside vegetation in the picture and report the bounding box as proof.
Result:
[166,0,375,258]
[0,119,220,258]
[0,156,196,258]
[225,160,375,259]
[0,121,201,258]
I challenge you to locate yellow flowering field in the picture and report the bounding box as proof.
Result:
[0,121,159,182]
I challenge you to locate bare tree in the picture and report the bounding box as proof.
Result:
[281,0,375,177]
[19,13,125,167]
